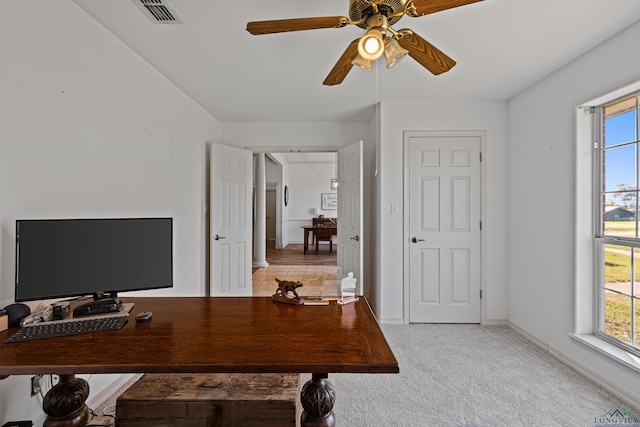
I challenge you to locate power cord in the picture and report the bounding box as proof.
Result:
[101,403,116,417]
[86,408,114,426]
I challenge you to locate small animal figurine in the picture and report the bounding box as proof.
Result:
[272,278,304,305]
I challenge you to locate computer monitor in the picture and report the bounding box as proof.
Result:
[15,218,173,303]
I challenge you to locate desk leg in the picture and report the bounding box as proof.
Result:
[304,230,309,254]
[300,373,335,427]
[42,374,90,427]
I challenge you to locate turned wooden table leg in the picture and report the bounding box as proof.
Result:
[42,374,90,427]
[300,373,336,427]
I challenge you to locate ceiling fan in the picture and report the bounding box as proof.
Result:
[246,0,483,86]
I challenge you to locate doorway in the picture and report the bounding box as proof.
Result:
[252,151,339,298]
[211,144,363,298]
[266,186,277,248]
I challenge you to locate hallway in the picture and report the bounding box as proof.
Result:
[252,244,339,297]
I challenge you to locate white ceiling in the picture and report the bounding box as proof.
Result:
[72,0,640,123]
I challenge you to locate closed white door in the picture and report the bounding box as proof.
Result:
[406,133,482,323]
[210,143,253,296]
[337,141,363,294]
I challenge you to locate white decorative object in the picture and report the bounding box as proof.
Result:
[338,272,358,305]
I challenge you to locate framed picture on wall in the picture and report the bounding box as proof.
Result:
[321,193,338,210]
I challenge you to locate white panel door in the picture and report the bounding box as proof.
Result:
[407,134,481,323]
[337,141,363,294]
[210,143,253,296]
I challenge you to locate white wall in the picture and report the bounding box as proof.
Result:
[287,163,336,243]
[0,1,219,423]
[222,122,369,149]
[265,156,281,183]
[377,100,509,324]
[507,20,640,405]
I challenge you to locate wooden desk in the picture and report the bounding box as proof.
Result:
[0,297,398,427]
[302,225,337,254]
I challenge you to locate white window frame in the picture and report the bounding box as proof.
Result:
[593,91,640,355]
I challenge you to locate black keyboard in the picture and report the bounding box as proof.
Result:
[4,315,128,343]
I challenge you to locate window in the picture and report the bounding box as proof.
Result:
[595,91,640,352]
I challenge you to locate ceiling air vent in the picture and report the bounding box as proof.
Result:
[132,0,183,24]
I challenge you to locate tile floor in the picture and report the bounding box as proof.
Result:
[252,264,339,298]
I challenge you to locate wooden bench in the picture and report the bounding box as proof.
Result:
[116,373,300,426]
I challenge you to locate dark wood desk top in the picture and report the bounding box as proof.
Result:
[0,297,398,376]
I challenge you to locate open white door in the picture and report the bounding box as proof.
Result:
[337,141,363,294]
[210,143,253,296]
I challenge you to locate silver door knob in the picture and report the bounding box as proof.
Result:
[351,235,360,242]
[214,235,226,241]
[411,237,425,243]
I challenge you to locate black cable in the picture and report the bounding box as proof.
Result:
[86,406,115,426]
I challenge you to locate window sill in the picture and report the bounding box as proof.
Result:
[569,333,640,374]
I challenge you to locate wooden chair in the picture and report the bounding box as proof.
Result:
[315,225,333,254]
[312,218,335,244]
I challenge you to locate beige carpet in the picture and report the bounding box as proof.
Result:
[331,324,639,426]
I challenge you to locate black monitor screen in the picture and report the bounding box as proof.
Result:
[15,218,173,302]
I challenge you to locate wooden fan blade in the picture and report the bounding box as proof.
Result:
[397,31,456,75]
[323,39,360,86]
[409,0,483,17]
[246,16,348,35]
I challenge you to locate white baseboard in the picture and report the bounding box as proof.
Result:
[379,318,507,326]
[85,373,141,410]
[481,318,507,326]
[508,321,640,412]
[379,317,405,325]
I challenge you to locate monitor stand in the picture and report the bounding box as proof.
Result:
[72,293,122,318]
[93,291,121,305]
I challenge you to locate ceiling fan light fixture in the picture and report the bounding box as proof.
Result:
[352,54,374,71]
[383,37,408,68]
[357,29,385,61]
[247,0,473,86]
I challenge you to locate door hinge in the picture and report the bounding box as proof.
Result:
[480,290,483,300]
[479,221,482,231]
[479,152,483,162]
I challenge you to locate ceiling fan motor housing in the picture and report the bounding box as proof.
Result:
[349,0,407,28]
